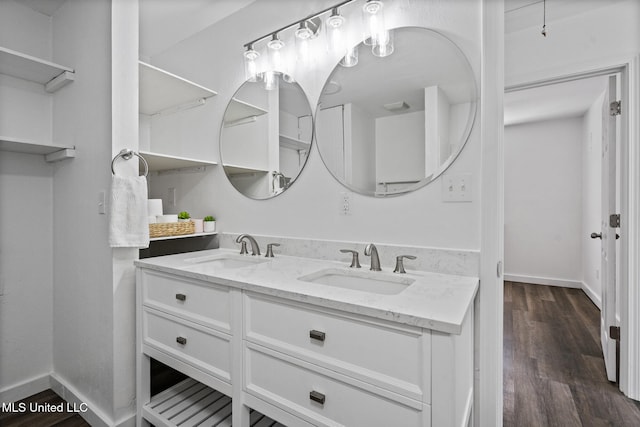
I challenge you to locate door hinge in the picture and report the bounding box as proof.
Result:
[610,100,621,116]
[610,326,621,341]
[610,213,620,228]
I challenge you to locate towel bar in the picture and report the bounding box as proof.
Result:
[111,149,149,177]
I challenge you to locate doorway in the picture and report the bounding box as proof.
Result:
[502,68,633,416]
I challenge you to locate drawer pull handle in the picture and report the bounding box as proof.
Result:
[309,330,326,342]
[176,336,187,345]
[309,390,325,405]
[175,293,186,301]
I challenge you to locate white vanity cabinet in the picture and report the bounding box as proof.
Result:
[136,269,236,426]
[136,265,475,427]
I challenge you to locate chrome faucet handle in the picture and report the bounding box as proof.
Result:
[340,249,361,268]
[239,241,248,255]
[393,255,417,274]
[265,243,281,258]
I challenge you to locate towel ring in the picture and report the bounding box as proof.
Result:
[111,149,149,177]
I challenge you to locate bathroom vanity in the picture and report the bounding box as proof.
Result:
[135,248,477,427]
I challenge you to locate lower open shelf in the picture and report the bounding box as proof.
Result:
[144,378,285,427]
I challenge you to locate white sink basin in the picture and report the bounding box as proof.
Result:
[298,268,414,295]
[180,254,269,273]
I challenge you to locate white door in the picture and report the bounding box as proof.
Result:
[600,74,619,382]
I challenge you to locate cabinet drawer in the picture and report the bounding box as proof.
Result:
[244,294,429,402]
[245,345,428,427]
[143,308,232,384]
[141,270,231,332]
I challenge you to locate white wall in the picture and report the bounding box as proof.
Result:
[51,0,118,423]
[376,110,424,184]
[147,0,482,250]
[582,92,605,306]
[504,117,583,286]
[0,0,54,402]
[505,0,640,87]
[0,153,54,400]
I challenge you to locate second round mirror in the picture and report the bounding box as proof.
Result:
[315,26,478,197]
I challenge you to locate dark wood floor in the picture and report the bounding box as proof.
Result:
[0,389,90,427]
[5,286,640,426]
[504,281,640,426]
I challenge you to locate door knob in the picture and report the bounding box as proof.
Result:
[591,232,602,239]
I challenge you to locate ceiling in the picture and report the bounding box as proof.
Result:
[14,0,610,127]
[504,76,607,126]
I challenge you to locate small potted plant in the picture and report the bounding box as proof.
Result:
[203,215,216,232]
[178,211,191,222]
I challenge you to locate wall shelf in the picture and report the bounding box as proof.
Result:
[0,46,75,92]
[139,151,217,172]
[223,98,268,126]
[0,136,75,162]
[137,150,217,174]
[150,231,217,242]
[139,61,217,115]
[222,164,269,176]
[279,134,310,151]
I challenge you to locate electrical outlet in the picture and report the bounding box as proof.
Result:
[442,173,472,202]
[340,192,352,215]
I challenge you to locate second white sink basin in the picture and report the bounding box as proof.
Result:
[298,268,414,295]
[180,254,269,273]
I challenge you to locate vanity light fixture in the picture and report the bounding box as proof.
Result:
[242,0,394,85]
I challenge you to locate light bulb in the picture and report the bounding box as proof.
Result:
[264,70,277,91]
[295,22,313,40]
[267,33,284,50]
[372,29,394,57]
[340,45,359,67]
[327,8,345,29]
[243,45,260,81]
[326,8,346,54]
[362,0,387,47]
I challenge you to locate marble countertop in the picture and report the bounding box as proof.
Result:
[135,249,478,335]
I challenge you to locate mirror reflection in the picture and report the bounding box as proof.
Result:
[315,26,478,197]
[220,75,312,199]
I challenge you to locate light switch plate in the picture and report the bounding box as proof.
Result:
[442,173,472,202]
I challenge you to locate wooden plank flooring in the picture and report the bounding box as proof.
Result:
[504,281,640,426]
[0,389,90,427]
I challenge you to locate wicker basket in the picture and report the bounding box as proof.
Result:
[149,221,195,238]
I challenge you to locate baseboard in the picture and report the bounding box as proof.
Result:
[504,274,582,288]
[581,281,602,310]
[0,373,50,404]
[50,373,135,427]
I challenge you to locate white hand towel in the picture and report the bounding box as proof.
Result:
[109,175,150,248]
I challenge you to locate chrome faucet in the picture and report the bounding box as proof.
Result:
[236,234,260,256]
[364,243,382,271]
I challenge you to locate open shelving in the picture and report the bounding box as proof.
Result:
[222,98,268,127]
[138,61,218,172]
[0,47,76,161]
[279,134,310,151]
[143,378,284,427]
[0,46,74,92]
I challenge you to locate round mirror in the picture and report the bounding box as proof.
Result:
[315,26,478,197]
[220,75,313,199]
